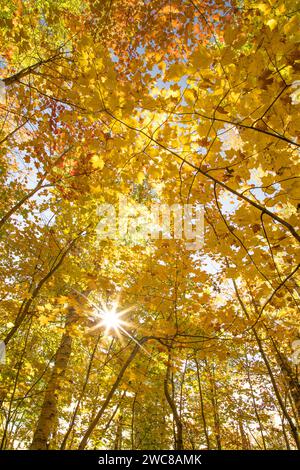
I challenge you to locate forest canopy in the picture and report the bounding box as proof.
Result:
[0,0,300,451]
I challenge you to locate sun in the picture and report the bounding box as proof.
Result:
[72,289,153,359]
[88,297,133,337]
[100,304,123,331]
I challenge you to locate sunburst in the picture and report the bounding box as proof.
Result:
[89,298,134,337]
[71,288,153,358]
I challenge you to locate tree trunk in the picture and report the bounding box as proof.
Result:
[245,355,267,449]
[164,355,183,450]
[79,338,147,449]
[30,307,77,449]
[206,360,221,450]
[232,277,300,449]
[195,357,210,449]
[271,338,300,420]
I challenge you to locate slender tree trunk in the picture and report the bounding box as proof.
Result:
[287,390,300,430]
[60,334,101,449]
[164,354,183,450]
[30,307,77,449]
[245,354,267,449]
[281,415,291,450]
[195,357,210,449]
[271,338,300,420]
[179,359,187,422]
[131,393,137,450]
[79,338,148,449]
[113,414,123,450]
[232,278,300,449]
[246,283,300,422]
[206,360,221,450]
[237,400,249,450]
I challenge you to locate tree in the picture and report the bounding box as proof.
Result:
[0,0,299,450]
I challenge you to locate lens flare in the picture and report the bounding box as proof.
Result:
[101,305,120,330]
[71,288,153,359]
[88,297,133,336]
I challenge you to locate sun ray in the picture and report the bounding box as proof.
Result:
[71,288,155,359]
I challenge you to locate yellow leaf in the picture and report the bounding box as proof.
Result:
[266,19,277,31]
[91,155,105,170]
[167,63,186,80]
[136,171,145,184]
[190,46,210,69]
[257,3,270,14]
[91,185,102,194]
[39,315,49,326]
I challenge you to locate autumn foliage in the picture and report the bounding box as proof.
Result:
[0,0,300,450]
